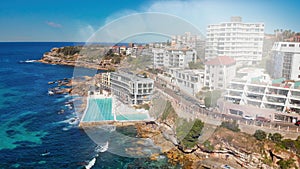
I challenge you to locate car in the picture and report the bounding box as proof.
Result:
[295,120,300,126]
[242,115,255,120]
[221,164,235,169]
[256,116,271,123]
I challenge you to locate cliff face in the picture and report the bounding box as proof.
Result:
[137,121,300,168]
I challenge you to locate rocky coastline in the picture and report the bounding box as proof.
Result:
[136,121,300,169]
[42,47,300,169]
[38,46,116,71]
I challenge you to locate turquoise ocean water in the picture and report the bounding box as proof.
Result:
[0,42,178,169]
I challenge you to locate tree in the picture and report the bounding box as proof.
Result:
[270,133,283,143]
[253,130,267,141]
[220,121,240,132]
[177,119,204,149]
[204,90,222,107]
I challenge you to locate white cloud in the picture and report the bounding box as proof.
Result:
[45,21,62,28]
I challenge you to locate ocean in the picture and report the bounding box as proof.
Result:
[0,42,177,169]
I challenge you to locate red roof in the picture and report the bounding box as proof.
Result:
[205,56,236,66]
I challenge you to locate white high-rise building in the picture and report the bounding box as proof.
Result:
[205,16,264,66]
[270,42,300,80]
[153,48,197,69]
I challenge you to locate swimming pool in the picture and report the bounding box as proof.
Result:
[82,98,114,121]
[116,113,149,121]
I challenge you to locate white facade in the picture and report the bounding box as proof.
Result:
[171,32,202,49]
[204,56,236,90]
[153,48,197,69]
[167,68,205,96]
[205,16,264,66]
[109,72,154,105]
[271,42,300,80]
[224,78,300,121]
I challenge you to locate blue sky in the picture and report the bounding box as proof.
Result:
[0,0,299,42]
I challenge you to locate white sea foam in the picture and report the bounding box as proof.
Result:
[85,158,96,169]
[95,141,109,153]
[19,59,36,63]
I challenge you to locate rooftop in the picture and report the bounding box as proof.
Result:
[205,56,236,66]
[111,71,154,83]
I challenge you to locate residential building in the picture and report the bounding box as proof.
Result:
[153,48,197,69]
[224,76,300,122]
[167,68,205,96]
[171,32,205,58]
[204,56,236,90]
[99,72,111,90]
[205,16,264,66]
[270,42,300,80]
[109,71,154,105]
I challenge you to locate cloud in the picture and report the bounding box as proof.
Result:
[45,21,62,28]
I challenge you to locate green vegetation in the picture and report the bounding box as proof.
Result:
[188,61,204,69]
[277,158,295,169]
[220,121,240,132]
[269,133,283,143]
[176,119,204,149]
[161,101,176,121]
[126,55,152,70]
[58,46,82,56]
[203,140,214,151]
[204,90,222,107]
[253,130,267,141]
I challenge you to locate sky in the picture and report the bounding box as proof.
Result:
[0,0,299,42]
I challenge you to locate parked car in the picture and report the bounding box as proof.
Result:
[242,115,255,120]
[295,120,300,126]
[256,116,271,123]
[221,164,235,169]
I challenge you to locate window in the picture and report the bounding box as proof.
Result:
[289,44,295,47]
[281,44,287,47]
[298,75,300,78]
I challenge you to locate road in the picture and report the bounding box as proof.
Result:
[153,80,300,132]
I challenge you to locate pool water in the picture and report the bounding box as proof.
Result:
[116,114,149,121]
[82,98,114,121]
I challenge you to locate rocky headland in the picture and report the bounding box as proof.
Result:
[42,46,300,169]
[39,46,119,70]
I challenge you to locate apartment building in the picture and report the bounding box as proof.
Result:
[224,76,300,122]
[167,68,205,96]
[204,56,236,90]
[153,48,197,69]
[109,71,154,105]
[270,42,300,80]
[205,16,264,66]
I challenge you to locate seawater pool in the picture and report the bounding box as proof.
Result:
[82,97,149,122]
[116,114,149,121]
[82,98,114,121]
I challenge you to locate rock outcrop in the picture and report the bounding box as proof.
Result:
[39,46,116,70]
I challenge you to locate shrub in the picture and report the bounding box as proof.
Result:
[253,130,267,141]
[270,133,283,143]
[203,140,214,151]
[220,121,240,132]
[277,158,295,169]
[177,119,204,149]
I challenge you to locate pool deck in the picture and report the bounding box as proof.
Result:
[79,93,153,127]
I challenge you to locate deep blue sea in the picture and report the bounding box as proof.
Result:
[0,42,174,169]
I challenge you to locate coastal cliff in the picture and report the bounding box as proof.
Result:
[39,46,118,70]
[135,99,300,169]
